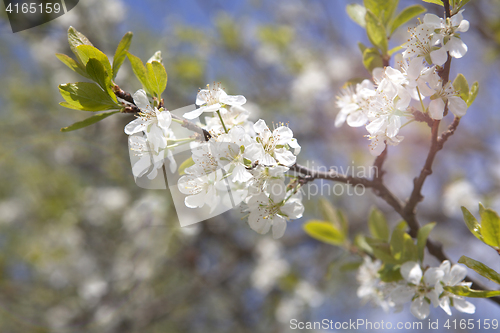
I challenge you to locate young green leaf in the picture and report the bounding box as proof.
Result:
[127,52,154,96]
[421,0,444,6]
[369,207,390,241]
[339,261,363,272]
[60,111,120,132]
[67,26,93,63]
[59,82,121,111]
[146,61,168,99]
[358,42,368,54]
[402,232,418,262]
[458,256,500,285]
[55,53,90,78]
[378,263,403,282]
[390,5,426,35]
[480,208,500,249]
[75,45,113,78]
[319,198,348,234]
[390,228,405,261]
[461,206,482,241]
[346,4,367,28]
[364,0,399,27]
[416,222,436,262]
[354,234,373,254]
[363,48,383,72]
[178,157,195,176]
[112,32,133,80]
[85,58,117,103]
[303,220,346,246]
[366,237,398,264]
[365,10,388,54]
[453,73,469,102]
[467,81,479,107]
[444,285,500,298]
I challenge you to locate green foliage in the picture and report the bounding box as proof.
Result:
[480,208,500,248]
[303,220,346,246]
[453,73,469,102]
[178,157,195,176]
[390,5,426,35]
[467,81,479,107]
[458,256,500,285]
[368,207,389,241]
[461,205,500,250]
[146,61,168,99]
[59,82,121,111]
[378,263,403,282]
[60,111,120,132]
[127,52,154,96]
[461,206,483,241]
[112,32,133,79]
[346,4,367,28]
[85,58,117,103]
[364,0,398,27]
[365,10,388,54]
[444,285,500,298]
[362,47,383,72]
[75,45,113,78]
[55,53,89,78]
[421,0,444,6]
[417,222,436,262]
[67,26,93,64]
[319,198,348,235]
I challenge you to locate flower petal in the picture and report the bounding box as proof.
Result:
[410,297,430,320]
[448,96,467,117]
[125,118,147,135]
[446,37,468,59]
[401,261,422,284]
[453,298,475,314]
[430,47,448,66]
[272,215,287,239]
[133,89,151,110]
[429,98,445,120]
[183,108,204,120]
[220,94,246,106]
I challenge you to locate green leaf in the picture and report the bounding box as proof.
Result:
[388,45,403,55]
[354,234,373,254]
[444,285,500,298]
[364,0,399,26]
[453,73,469,102]
[178,157,195,176]
[112,32,133,80]
[346,4,367,28]
[127,52,154,96]
[369,207,389,241]
[319,198,348,235]
[467,81,479,107]
[378,264,403,282]
[358,42,368,55]
[461,206,483,241]
[55,53,89,78]
[365,10,388,53]
[61,111,120,132]
[366,238,398,264]
[67,26,93,63]
[146,61,168,99]
[395,220,409,231]
[417,222,436,262]
[390,229,405,261]
[363,47,383,72]
[303,220,346,246]
[458,256,500,285]
[85,58,117,103]
[59,82,121,111]
[75,45,113,79]
[402,232,418,262]
[480,208,500,249]
[390,5,426,35]
[422,0,444,6]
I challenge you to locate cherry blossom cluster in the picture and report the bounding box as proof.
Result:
[126,84,304,239]
[335,11,469,156]
[357,258,475,319]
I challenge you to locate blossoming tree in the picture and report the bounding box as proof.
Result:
[56,0,500,320]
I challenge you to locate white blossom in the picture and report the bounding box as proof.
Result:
[335,80,375,128]
[423,11,469,59]
[428,80,467,119]
[183,83,246,120]
[124,89,172,152]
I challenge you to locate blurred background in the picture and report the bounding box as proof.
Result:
[1,0,500,332]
